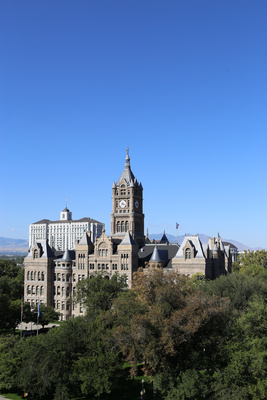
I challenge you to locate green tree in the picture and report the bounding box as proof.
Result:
[113,267,230,380]
[203,272,267,311]
[75,272,128,316]
[238,250,267,275]
[31,304,60,329]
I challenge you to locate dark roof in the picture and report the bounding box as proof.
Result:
[138,243,179,268]
[32,217,103,225]
[55,249,76,262]
[160,233,169,244]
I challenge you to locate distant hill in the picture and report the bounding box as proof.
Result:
[149,233,256,251]
[0,233,259,255]
[0,237,29,255]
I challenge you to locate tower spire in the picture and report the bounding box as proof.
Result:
[125,147,130,168]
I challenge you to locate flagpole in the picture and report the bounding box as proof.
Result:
[176,223,179,244]
[37,298,40,336]
[20,296,23,340]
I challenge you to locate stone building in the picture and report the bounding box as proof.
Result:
[24,149,232,320]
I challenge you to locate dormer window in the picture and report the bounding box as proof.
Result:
[33,249,38,259]
[185,248,191,259]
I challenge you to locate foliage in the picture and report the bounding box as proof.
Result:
[31,303,60,328]
[112,267,230,379]
[238,250,267,275]
[203,272,267,311]
[0,260,27,331]
[75,272,128,315]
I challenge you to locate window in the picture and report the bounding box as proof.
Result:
[38,272,41,281]
[41,272,45,281]
[73,274,76,282]
[185,248,191,259]
[27,285,31,295]
[36,286,39,296]
[62,287,66,297]
[27,271,30,280]
[57,273,61,281]
[57,286,60,295]
[31,271,34,280]
[33,249,38,259]
[40,286,44,296]
[62,274,65,282]
[61,301,65,311]
[32,285,35,294]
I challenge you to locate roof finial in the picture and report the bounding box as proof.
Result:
[125,147,130,167]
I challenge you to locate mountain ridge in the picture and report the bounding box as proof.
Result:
[0,234,260,255]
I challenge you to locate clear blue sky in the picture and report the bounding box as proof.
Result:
[1,0,266,248]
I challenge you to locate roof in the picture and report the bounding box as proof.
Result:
[77,231,93,246]
[150,246,169,263]
[119,231,137,246]
[116,149,138,187]
[138,243,179,267]
[32,217,103,225]
[55,249,75,262]
[26,240,55,259]
[174,235,205,259]
[160,233,169,244]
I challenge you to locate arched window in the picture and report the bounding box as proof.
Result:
[27,271,30,280]
[36,286,39,296]
[31,271,34,280]
[57,286,60,295]
[185,248,191,259]
[62,287,65,297]
[32,285,35,294]
[33,250,38,259]
[62,274,65,282]
[57,273,61,281]
[66,287,70,297]
[125,221,129,232]
[38,272,41,281]
[121,221,125,232]
[40,286,44,296]
[117,221,120,232]
[27,285,31,295]
[41,272,45,281]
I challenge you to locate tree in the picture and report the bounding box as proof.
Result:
[238,250,267,276]
[203,272,267,311]
[31,304,60,328]
[112,267,230,379]
[75,272,128,315]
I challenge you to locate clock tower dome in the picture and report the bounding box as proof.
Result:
[111,149,145,246]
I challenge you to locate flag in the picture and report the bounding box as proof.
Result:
[21,298,23,317]
[37,300,40,318]
[176,223,179,229]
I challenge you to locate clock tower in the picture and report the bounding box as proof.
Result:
[111,149,145,246]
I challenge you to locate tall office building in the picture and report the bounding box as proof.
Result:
[29,208,104,251]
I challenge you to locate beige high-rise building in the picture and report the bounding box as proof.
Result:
[29,208,104,251]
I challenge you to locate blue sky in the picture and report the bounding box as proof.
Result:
[1,0,266,248]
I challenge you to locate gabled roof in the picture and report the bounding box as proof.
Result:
[174,235,205,259]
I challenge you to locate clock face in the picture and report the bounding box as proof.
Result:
[135,201,139,208]
[119,200,126,208]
